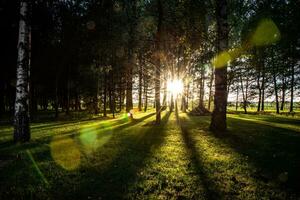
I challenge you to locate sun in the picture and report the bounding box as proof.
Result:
[167,79,184,96]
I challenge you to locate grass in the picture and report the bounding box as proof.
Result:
[0,110,300,199]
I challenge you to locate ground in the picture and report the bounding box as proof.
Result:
[0,110,300,199]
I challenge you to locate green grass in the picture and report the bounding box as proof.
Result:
[0,110,300,199]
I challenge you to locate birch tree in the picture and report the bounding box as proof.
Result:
[14,1,31,142]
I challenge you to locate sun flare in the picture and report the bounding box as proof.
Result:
[167,79,184,96]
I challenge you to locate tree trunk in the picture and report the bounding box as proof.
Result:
[181,94,186,113]
[55,76,59,118]
[143,74,148,112]
[0,81,5,117]
[162,75,167,109]
[208,67,214,111]
[210,0,228,132]
[126,59,133,112]
[14,1,31,142]
[240,75,247,114]
[186,81,189,110]
[191,80,195,110]
[280,77,285,111]
[155,0,163,124]
[198,67,205,108]
[119,75,123,112]
[235,86,239,111]
[103,73,107,117]
[257,74,261,112]
[170,94,174,112]
[65,75,70,115]
[125,1,137,113]
[261,66,265,111]
[138,64,143,111]
[290,63,294,112]
[272,64,280,114]
[111,71,115,118]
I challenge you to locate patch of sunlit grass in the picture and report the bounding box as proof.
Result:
[0,110,299,198]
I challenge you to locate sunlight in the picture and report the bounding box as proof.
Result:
[167,79,184,96]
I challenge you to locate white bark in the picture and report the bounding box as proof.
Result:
[14,1,31,142]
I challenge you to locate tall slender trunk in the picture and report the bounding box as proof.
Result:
[66,77,70,115]
[54,75,59,118]
[119,74,123,112]
[198,67,205,108]
[162,75,167,109]
[103,73,107,117]
[155,0,163,124]
[235,86,239,111]
[210,0,228,132]
[186,81,189,110]
[75,91,80,111]
[191,80,195,110]
[280,77,285,111]
[240,75,247,114]
[125,1,137,112]
[181,89,187,113]
[272,63,279,114]
[170,95,174,112]
[290,63,294,112]
[208,67,214,111]
[0,81,5,117]
[109,78,113,112]
[14,1,31,142]
[138,64,143,111]
[126,63,133,112]
[261,66,265,111]
[111,71,115,118]
[257,75,261,112]
[143,74,148,112]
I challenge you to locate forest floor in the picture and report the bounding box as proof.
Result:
[0,110,300,199]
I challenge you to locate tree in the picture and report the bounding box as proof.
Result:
[14,1,31,142]
[154,0,163,124]
[210,0,229,132]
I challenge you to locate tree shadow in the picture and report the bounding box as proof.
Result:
[185,114,300,197]
[0,112,161,199]
[63,111,171,199]
[228,114,300,133]
[225,117,300,194]
[0,112,156,152]
[176,111,223,199]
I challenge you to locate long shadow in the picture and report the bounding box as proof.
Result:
[228,115,300,133]
[251,116,300,125]
[59,111,171,199]
[0,113,156,148]
[187,115,300,197]
[0,112,160,199]
[176,111,223,200]
[0,112,155,141]
[0,116,108,140]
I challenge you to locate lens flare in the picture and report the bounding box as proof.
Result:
[79,124,113,154]
[212,51,231,68]
[251,18,281,47]
[50,136,81,170]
